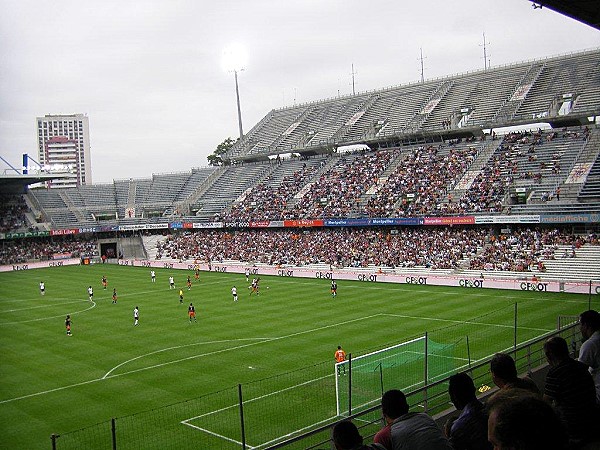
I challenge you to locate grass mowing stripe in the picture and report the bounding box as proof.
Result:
[1,314,382,404]
[0,264,594,449]
[381,313,553,332]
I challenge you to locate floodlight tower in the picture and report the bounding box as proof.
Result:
[223,44,248,140]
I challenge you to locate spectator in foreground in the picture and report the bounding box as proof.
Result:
[578,309,600,405]
[543,336,600,447]
[445,372,491,450]
[489,352,540,395]
[331,420,385,450]
[487,388,567,450]
[373,389,452,450]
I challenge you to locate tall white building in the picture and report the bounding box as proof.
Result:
[36,114,92,188]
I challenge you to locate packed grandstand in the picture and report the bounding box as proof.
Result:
[1,49,599,284]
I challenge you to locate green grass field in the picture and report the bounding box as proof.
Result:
[0,264,595,450]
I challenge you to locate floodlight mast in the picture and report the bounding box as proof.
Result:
[223,44,247,140]
[233,69,244,139]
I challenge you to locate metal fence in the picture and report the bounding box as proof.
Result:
[50,306,581,450]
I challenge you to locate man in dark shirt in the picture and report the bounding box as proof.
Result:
[445,372,491,450]
[490,352,539,394]
[374,389,451,450]
[332,420,385,450]
[543,336,600,447]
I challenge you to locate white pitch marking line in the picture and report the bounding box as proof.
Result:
[182,372,336,449]
[0,300,96,325]
[102,314,383,379]
[0,287,180,322]
[0,314,381,404]
[0,299,88,313]
[102,338,271,378]
[185,373,333,422]
[381,313,552,332]
[180,421,257,449]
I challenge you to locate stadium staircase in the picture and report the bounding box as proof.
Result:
[331,93,381,143]
[226,110,276,159]
[269,106,315,151]
[126,180,136,216]
[141,234,163,260]
[404,80,454,133]
[222,163,284,217]
[577,128,600,202]
[516,133,586,205]
[357,147,408,212]
[445,139,503,203]
[193,163,274,220]
[184,167,226,217]
[58,190,87,223]
[22,193,50,231]
[120,235,147,259]
[491,62,546,124]
[286,155,340,209]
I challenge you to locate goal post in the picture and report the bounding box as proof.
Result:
[335,336,417,417]
[335,335,460,417]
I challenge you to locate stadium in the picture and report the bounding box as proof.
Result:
[1,1,600,450]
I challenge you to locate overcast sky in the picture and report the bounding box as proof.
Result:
[1,0,599,183]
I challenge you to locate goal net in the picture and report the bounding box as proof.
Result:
[335,335,458,416]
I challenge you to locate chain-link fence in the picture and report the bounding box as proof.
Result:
[51,304,576,450]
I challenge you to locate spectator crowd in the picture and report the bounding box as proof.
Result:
[0,194,29,233]
[0,237,98,265]
[365,144,479,217]
[468,228,593,272]
[155,227,487,269]
[153,226,597,273]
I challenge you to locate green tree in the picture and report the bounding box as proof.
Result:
[207,137,236,166]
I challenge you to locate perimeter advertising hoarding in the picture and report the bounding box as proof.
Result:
[249,221,272,228]
[2,231,50,239]
[423,216,475,225]
[192,222,223,229]
[325,218,423,226]
[474,215,541,224]
[94,260,599,295]
[0,258,81,273]
[282,219,324,227]
[540,213,600,224]
[50,228,78,236]
[6,211,598,240]
[2,258,596,294]
[118,223,169,231]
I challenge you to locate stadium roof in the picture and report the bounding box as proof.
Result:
[530,0,600,30]
[0,174,60,194]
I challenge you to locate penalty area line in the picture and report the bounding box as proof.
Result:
[381,313,552,332]
[180,421,257,449]
[182,372,338,450]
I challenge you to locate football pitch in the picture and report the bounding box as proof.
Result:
[0,264,594,449]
